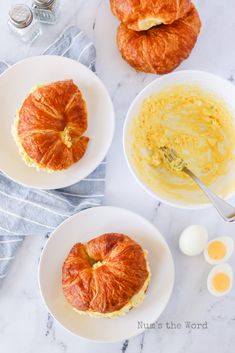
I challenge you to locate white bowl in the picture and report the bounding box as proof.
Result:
[123,70,235,209]
[0,56,115,189]
[38,206,175,342]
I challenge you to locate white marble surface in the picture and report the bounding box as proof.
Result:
[1,0,235,352]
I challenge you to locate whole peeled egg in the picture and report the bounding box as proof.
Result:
[179,225,208,256]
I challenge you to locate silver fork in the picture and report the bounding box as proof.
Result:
[160,146,235,222]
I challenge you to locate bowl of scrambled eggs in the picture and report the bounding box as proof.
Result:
[123,71,235,208]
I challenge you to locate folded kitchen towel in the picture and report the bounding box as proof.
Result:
[0,26,105,286]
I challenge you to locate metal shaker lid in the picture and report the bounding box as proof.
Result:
[33,0,55,8]
[9,4,33,29]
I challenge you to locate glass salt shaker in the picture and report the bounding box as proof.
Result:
[32,0,60,24]
[8,4,41,44]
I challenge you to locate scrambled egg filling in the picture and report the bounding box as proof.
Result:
[138,17,164,30]
[129,85,235,202]
[12,110,36,166]
[73,251,151,319]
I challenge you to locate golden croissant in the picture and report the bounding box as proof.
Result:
[13,80,89,172]
[117,4,201,74]
[62,233,151,318]
[110,0,192,31]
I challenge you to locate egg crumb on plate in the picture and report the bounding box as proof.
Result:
[207,263,233,296]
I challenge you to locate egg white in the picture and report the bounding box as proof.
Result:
[207,263,233,296]
[204,236,234,265]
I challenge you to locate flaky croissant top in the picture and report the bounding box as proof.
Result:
[110,0,192,31]
[15,80,89,171]
[117,4,201,74]
[62,233,149,314]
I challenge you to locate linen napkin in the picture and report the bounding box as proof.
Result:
[0,26,105,286]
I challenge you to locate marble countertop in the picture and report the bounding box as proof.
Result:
[1,0,235,352]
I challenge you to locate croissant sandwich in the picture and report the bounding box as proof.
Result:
[62,233,151,318]
[110,0,192,31]
[117,4,201,74]
[13,80,89,172]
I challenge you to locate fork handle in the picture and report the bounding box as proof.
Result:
[184,168,235,222]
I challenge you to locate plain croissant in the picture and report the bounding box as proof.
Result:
[110,0,192,31]
[117,4,201,74]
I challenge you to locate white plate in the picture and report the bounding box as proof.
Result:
[38,206,175,342]
[0,56,115,189]
[123,70,235,209]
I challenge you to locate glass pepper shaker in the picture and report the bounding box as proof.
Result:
[8,4,41,44]
[32,0,60,24]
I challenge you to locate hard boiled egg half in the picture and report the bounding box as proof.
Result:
[204,236,234,265]
[207,263,233,296]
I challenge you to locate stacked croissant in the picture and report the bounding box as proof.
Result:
[110,0,201,74]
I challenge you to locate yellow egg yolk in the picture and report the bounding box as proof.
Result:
[213,272,230,293]
[208,241,226,260]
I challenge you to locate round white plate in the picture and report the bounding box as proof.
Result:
[0,55,115,189]
[38,206,175,342]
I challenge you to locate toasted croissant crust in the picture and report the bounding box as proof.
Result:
[117,4,201,74]
[15,80,89,171]
[62,233,149,315]
[110,0,192,31]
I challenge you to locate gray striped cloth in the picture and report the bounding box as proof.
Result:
[0,26,105,286]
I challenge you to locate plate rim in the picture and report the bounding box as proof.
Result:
[0,55,115,189]
[38,205,175,343]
